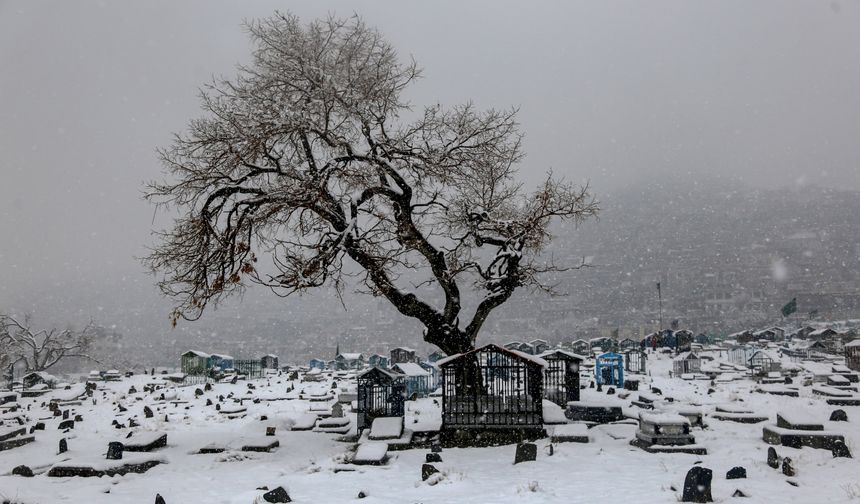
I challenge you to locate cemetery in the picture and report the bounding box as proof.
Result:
[0,346,858,503]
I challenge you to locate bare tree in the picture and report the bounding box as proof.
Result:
[0,315,95,373]
[145,13,598,358]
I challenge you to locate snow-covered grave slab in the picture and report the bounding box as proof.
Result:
[711,411,768,424]
[219,406,247,418]
[197,442,227,454]
[812,385,853,398]
[121,432,167,452]
[0,392,17,405]
[368,417,403,440]
[351,442,389,465]
[542,400,568,425]
[47,453,164,478]
[756,384,799,397]
[776,411,824,431]
[549,423,589,443]
[565,403,625,423]
[240,437,280,453]
[316,417,351,434]
[762,423,846,451]
[0,426,26,442]
[288,413,319,431]
[826,396,860,406]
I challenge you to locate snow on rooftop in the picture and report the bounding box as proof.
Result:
[338,353,363,360]
[392,363,429,377]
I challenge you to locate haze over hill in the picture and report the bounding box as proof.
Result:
[3,175,857,369]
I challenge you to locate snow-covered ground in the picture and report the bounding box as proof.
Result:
[1,353,859,503]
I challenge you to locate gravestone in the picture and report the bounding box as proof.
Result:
[63,410,69,420]
[782,457,795,477]
[514,443,537,464]
[830,409,848,422]
[204,383,212,391]
[59,438,68,454]
[33,422,45,431]
[732,489,748,498]
[260,415,268,421]
[155,494,166,504]
[331,403,344,418]
[357,491,367,499]
[129,386,137,394]
[12,465,33,477]
[144,406,154,418]
[118,404,127,413]
[262,486,291,503]
[422,463,439,481]
[129,418,140,428]
[107,441,124,460]
[651,387,663,395]
[266,427,276,436]
[75,414,83,422]
[206,399,213,406]
[426,452,442,463]
[58,419,74,430]
[195,388,203,397]
[682,466,713,503]
[832,440,852,458]
[767,447,779,469]
[726,466,746,479]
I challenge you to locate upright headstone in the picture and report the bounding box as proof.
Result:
[682,466,713,503]
[144,406,154,418]
[832,440,852,458]
[106,442,123,460]
[426,452,442,463]
[514,443,537,464]
[782,457,795,477]
[155,493,166,504]
[767,447,779,469]
[726,466,746,480]
[422,464,439,481]
[331,403,344,418]
[266,426,276,436]
[58,438,68,454]
[830,409,848,422]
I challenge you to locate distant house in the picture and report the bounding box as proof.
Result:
[209,354,234,372]
[391,362,432,398]
[589,337,614,352]
[845,339,860,372]
[260,354,279,369]
[809,328,839,341]
[503,341,533,354]
[728,330,755,344]
[335,352,365,370]
[389,347,419,365]
[674,330,694,351]
[368,353,389,368]
[427,351,446,363]
[618,338,638,351]
[754,327,785,342]
[308,358,327,370]
[181,350,210,375]
[569,339,590,355]
[529,339,550,355]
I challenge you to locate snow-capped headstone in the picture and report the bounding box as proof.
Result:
[767,447,779,468]
[830,409,848,422]
[422,464,439,481]
[781,457,795,477]
[144,406,153,418]
[682,466,713,503]
[58,419,74,430]
[106,441,123,460]
[832,440,852,458]
[262,486,291,503]
[726,466,746,479]
[514,442,537,464]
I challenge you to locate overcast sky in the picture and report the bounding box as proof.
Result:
[1,0,859,325]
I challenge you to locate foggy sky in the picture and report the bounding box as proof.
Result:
[2,0,859,328]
